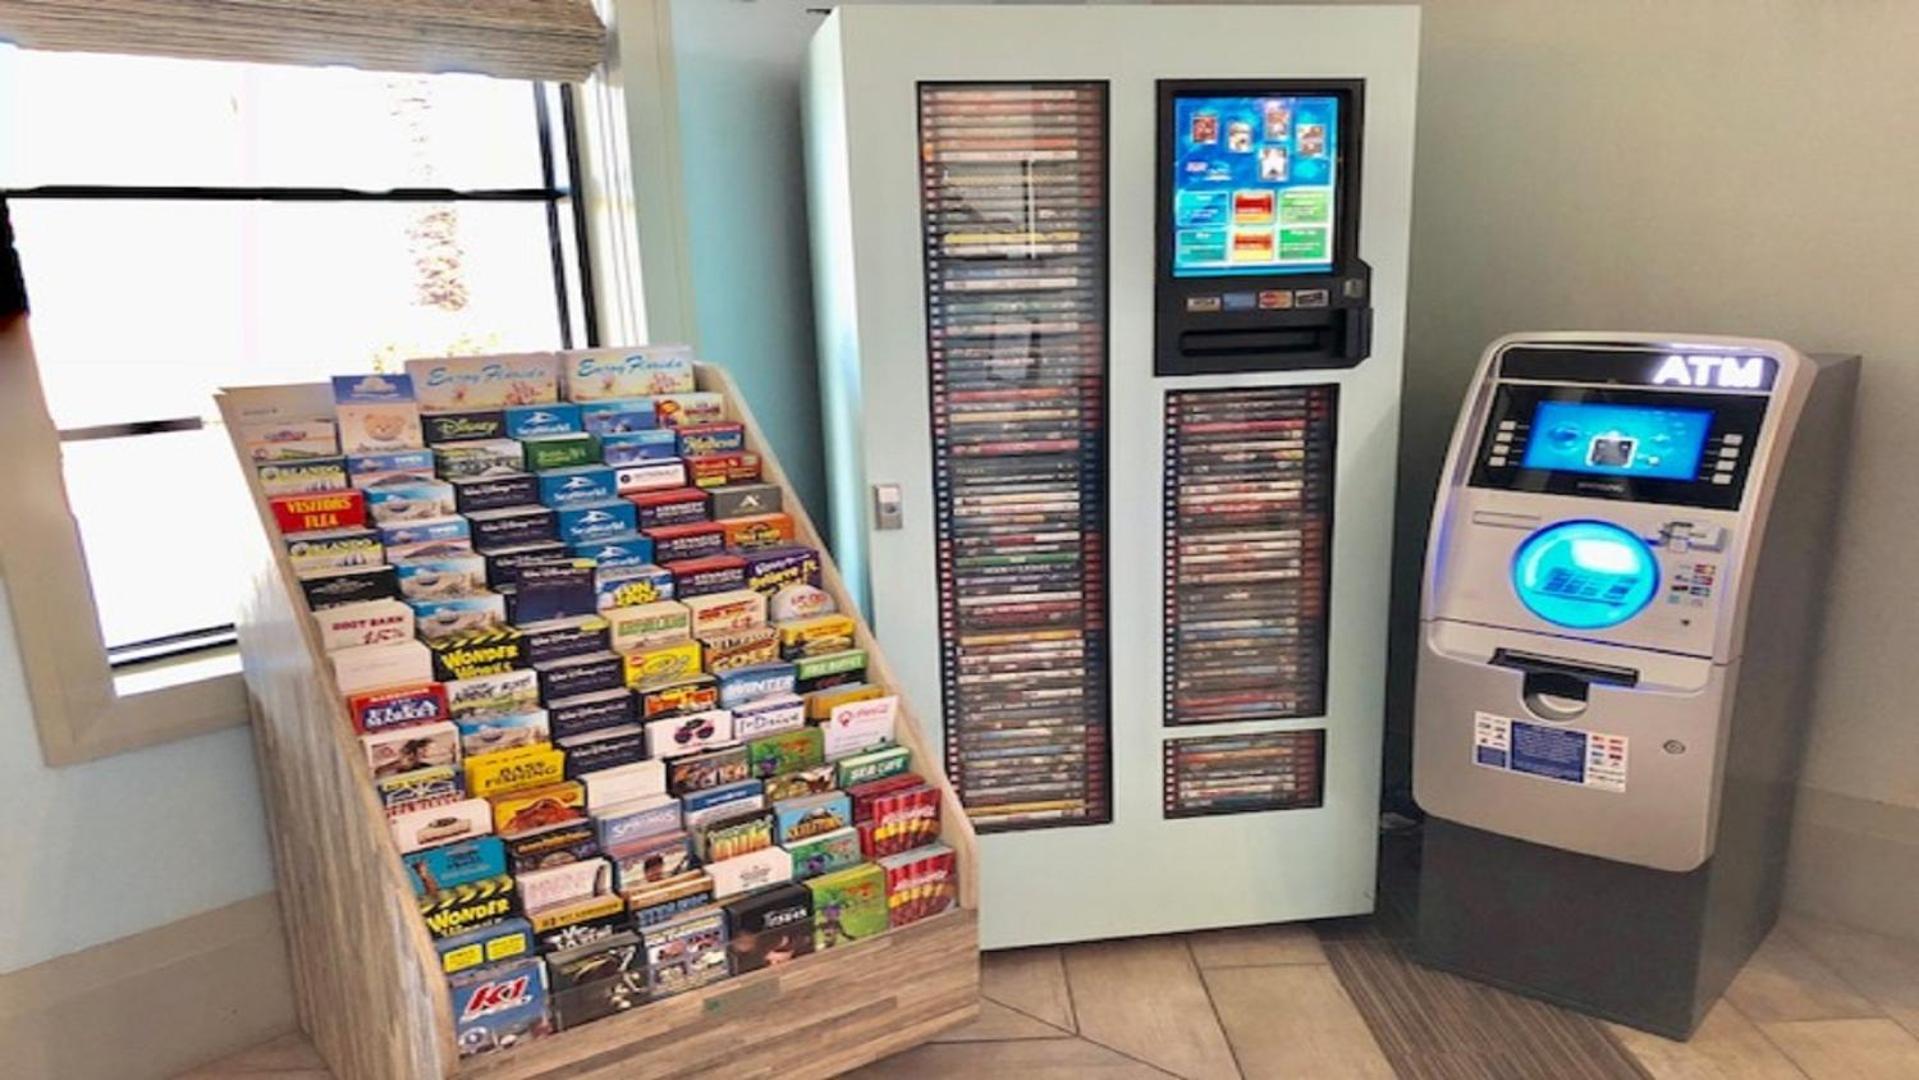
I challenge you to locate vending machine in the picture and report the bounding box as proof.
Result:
[1413,333,1858,1035]
[805,5,1418,947]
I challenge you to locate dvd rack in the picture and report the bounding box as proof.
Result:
[1162,729,1327,818]
[219,363,979,1080]
[917,82,1113,832]
[1162,386,1337,726]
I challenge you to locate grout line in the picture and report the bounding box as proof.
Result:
[1186,938,1249,1080]
[1319,937,1406,1068]
[1055,946,1083,1035]
[179,1063,334,1079]
[187,1071,332,1079]
[1194,958,1335,970]
[1067,1033,1200,1080]
[1726,998,1816,1080]
[1771,921,1890,1019]
[1591,1021,1658,1080]
[1780,917,1919,1037]
[974,993,1080,1039]
[1056,942,1211,1079]
[918,1034,1187,1077]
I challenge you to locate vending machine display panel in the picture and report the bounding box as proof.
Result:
[1155,80,1371,376]
[1169,94,1342,278]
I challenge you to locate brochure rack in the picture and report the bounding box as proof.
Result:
[218,362,979,1079]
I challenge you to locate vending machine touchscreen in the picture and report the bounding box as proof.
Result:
[1156,81,1372,376]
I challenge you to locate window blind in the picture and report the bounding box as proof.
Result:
[0,0,607,83]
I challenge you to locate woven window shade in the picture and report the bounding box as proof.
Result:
[0,1,607,83]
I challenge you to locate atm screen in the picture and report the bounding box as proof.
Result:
[1170,93,1339,277]
[1471,383,1768,510]
[1520,401,1712,481]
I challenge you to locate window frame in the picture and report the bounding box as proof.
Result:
[3,73,636,765]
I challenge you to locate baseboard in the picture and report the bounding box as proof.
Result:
[0,892,297,1080]
[1784,785,1919,944]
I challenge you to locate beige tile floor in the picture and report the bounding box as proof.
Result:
[185,914,1919,1079]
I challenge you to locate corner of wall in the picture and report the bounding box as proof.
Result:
[0,893,296,1080]
[1784,785,1919,945]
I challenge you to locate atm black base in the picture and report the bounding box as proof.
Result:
[1414,818,1778,1040]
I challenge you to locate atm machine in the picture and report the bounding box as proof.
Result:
[1414,332,1858,1036]
[805,6,1417,946]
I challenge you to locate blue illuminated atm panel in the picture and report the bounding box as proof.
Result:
[1429,345,1775,663]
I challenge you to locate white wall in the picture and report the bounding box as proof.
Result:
[659,0,837,521]
[1373,0,1919,818]
[0,581,273,973]
[650,0,952,529]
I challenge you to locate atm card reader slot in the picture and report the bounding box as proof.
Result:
[1491,648,1640,722]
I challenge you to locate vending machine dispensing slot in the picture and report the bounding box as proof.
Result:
[1155,80,1372,376]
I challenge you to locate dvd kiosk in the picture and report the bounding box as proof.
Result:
[1413,333,1858,1036]
[805,6,1418,946]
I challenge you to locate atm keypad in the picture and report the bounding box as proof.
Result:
[1546,567,1642,603]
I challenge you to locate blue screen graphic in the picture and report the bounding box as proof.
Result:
[1171,95,1339,278]
[1521,401,1713,481]
[1511,520,1660,630]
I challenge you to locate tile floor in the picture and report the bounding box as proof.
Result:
[845,916,1919,1080]
[186,836,1919,1080]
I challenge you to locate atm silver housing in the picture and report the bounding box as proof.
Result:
[1412,331,1858,1038]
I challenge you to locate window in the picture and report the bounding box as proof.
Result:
[2,48,599,667]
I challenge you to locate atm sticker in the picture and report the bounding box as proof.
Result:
[1472,712,1626,793]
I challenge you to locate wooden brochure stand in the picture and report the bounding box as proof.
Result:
[218,362,980,1079]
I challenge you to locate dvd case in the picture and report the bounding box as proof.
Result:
[916,82,1113,832]
[1162,386,1336,725]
